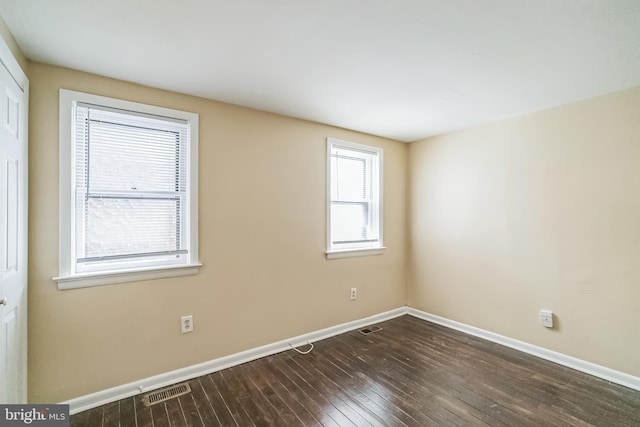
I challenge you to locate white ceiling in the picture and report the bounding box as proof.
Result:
[1,1,639,142]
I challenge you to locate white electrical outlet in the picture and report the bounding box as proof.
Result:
[181,315,193,333]
[540,310,553,328]
[350,288,357,300]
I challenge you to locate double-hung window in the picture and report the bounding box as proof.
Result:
[327,138,384,259]
[55,89,200,288]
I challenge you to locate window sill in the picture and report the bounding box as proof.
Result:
[53,263,202,290]
[326,247,386,260]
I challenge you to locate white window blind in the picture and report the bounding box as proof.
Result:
[74,103,190,272]
[328,138,383,254]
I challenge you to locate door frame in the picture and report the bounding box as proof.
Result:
[0,37,28,92]
[0,33,29,404]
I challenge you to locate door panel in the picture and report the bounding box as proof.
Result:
[0,56,27,404]
[2,307,19,402]
[5,87,20,138]
[6,159,18,271]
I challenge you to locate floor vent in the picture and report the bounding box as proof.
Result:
[142,382,191,406]
[359,325,383,335]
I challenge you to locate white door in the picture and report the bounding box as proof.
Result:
[0,57,28,404]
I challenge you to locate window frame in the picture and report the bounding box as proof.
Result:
[326,138,385,259]
[55,89,200,289]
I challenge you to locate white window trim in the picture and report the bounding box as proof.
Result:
[326,247,385,260]
[326,138,385,259]
[54,89,201,289]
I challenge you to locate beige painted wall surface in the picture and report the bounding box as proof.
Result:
[28,62,407,403]
[0,15,28,75]
[408,87,640,376]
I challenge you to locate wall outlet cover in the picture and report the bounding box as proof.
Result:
[540,310,554,328]
[181,315,193,333]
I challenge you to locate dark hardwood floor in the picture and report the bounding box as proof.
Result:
[70,315,640,426]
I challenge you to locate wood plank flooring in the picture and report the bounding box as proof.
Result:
[70,315,640,426]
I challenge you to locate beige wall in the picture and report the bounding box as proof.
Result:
[408,87,640,377]
[28,62,407,403]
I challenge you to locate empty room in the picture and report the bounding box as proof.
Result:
[0,1,639,426]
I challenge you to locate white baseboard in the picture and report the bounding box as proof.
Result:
[64,305,640,414]
[407,308,640,392]
[63,306,408,415]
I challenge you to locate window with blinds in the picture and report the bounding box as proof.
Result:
[74,104,189,271]
[56,89,200,288]
[327,138,383,255]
